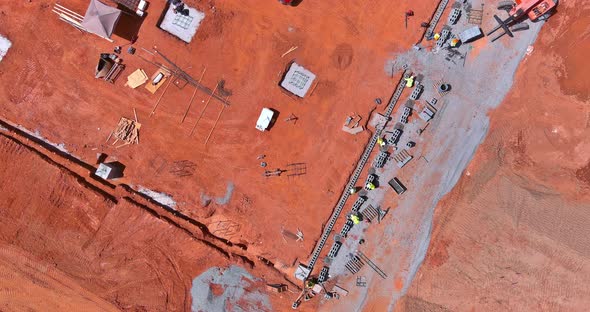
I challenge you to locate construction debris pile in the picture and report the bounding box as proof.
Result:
[96,53,125,84]
[109,117,141,146]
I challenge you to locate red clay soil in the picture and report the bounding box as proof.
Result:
[0,132,299,311]
[396,1,590,311]
[0,0,437,281]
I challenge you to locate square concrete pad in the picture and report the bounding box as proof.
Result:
[280,63,316,98]
[159,5,205,43]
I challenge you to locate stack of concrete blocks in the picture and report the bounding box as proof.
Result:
[387,128,403,146]
[364,174,377,190]
[410,84,424,100]
[373,150,389,168]
[327,241,342,258]
[436,26,452,48]
[419,105,436,122]
[448,8,461,24]
[318,266,330,283]
[425,0,450,39]
[340,219,354,236]
[400,106,412,123]
[394,150,413,168]
[351,196,366,213]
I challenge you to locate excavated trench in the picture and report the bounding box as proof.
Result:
[0,116,300,289]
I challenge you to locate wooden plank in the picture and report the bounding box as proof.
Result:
[105,131,113,143]
[54,4,84,19]
[181,67,206,123]
[190,81,219,136]
[204,97,229,145]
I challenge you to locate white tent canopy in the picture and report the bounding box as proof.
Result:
[82,0,122,38]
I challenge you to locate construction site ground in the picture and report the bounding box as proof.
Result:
[0,0,436,310]
[1,0,589,311]
[0,0,434,275]
[395,1,590,311]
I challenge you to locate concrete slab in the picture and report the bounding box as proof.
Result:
[459,26,483,43]
[280,63,316,97]
[342,125,364,135]
[295,264,311,280]
[368,112,389,129]
[0,35,11,62]
[159,5,205,43]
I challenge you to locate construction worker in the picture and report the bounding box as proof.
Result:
[433,33,441,40]
[404,75,415,88]
[350,214,360,225]
[366,182,376,190]
[450,38,460,47]
[377,137,386,147]
[349,187,360,195]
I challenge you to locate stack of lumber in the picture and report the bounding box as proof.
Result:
[110,117,141,146]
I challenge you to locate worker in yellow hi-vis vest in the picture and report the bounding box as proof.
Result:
[404,75,415,88]
[366,182,376,190]
[350,214,360,225]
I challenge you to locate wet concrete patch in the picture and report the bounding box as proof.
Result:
[191,265,271,312]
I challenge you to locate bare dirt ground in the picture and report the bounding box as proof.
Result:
[0,0,435,280]
[0,131,296,311]
[0,0,438,310]
[1,0,587,310]
[395,1,590,311]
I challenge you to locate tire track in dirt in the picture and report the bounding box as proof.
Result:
[0,118,302,296]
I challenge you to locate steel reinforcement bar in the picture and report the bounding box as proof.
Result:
[306,70,409,271]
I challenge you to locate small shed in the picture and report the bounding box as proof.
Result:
[95,162,124,180]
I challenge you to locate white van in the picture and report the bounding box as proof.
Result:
[256,108,274,131]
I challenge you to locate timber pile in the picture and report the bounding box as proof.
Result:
[109,117,141,146]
